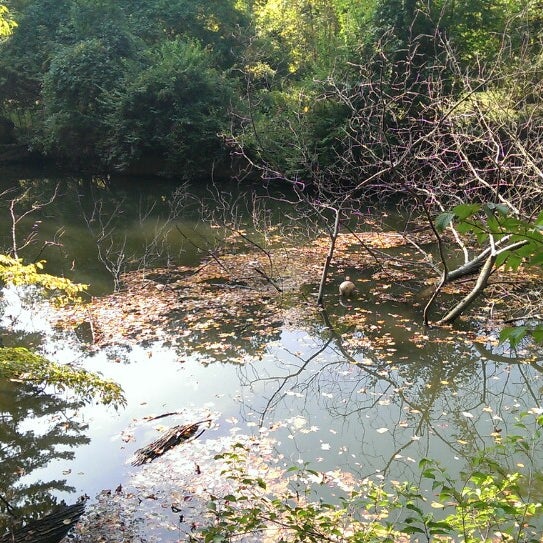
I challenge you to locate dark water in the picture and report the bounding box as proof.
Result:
[1,171,542,538]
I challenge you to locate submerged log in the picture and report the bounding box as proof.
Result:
[131,422,204,466]
[0,502,85,543]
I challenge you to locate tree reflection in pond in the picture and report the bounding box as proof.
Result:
[0,379,89,534]
[235,306,543,490]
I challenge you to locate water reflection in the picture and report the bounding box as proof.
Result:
[0,380,89,533]
[0,171,542,538]
[0,173,302,297]
[233,307,543,485]
[1,299,542,537]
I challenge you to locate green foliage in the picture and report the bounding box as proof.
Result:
[0,254,87,305]
[102,39,234,177]
[1,0,542,181]
[418,458,542,542]
[499,324,543,350]
[201,445,405,542]
[0,254,122,404]
[0,0,71,105]
[0,3,16,37]
[254,0,347,74]
[41,34,132,163]
[0,0,244,175]
[435,204,543,271]
[237,81,349,181]
[122,0,248,68]
[197,413,543,542]
[0,347,125,406]
[437,0,522,65]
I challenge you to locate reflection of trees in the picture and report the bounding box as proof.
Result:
[0,175,196,293]
[235,305,543,480]
[0,380,89,534]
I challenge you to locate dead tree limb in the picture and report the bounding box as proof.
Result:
[436,253,497,325]
[131,421,208,466]
[316,206,341,306]
[0,502,85,543]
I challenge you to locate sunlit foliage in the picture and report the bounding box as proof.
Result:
[0,3,16,37]
[0,254,86,305]
[0,255,123,406]
[198,411,543,542]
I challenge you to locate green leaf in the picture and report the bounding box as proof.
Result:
[504,253,522,271]
[405,503,424,515]
[402,526,425,534]
[484,202,510,217]
[499,326,527,348]
[453,203,481,220]
[0,347,124,406]
[531,326,543,344]
[529,251,543,266]
[435,212,455,233]
[495,251,510,268]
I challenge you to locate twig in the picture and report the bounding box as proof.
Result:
[253,267,282,292]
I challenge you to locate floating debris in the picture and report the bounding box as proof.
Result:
[0,501,85,543]
[131,422,207,466]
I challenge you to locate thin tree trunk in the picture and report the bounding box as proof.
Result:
[316,207,341,306]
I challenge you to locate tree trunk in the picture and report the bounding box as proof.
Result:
[436,253,496,325]
[316,208,341,306]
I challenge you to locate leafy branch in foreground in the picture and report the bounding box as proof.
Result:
[0,347,125,407]
[0,4,16,38]
[0,254,87,305]
[0,254,123,406]
[195,412,543,542]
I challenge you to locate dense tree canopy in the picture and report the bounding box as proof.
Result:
[0,0,542,184]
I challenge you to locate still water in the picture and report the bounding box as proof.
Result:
[1,171,542,539]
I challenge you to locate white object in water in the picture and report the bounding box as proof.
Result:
[339,277,356,298]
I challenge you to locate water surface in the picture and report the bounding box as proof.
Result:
[1,171,542,539]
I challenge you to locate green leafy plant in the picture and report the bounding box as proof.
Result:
[0,347,125,406]
[196,413,543,542]
[0,254,87,305]
[0,4,16,37]
[0,254,124,406]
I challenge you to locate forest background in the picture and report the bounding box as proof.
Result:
[0,0,541,182]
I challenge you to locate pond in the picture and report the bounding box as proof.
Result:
[1,170,542,541]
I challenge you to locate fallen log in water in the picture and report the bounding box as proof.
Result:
[131,421,207,466]
[0,502,85,543]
